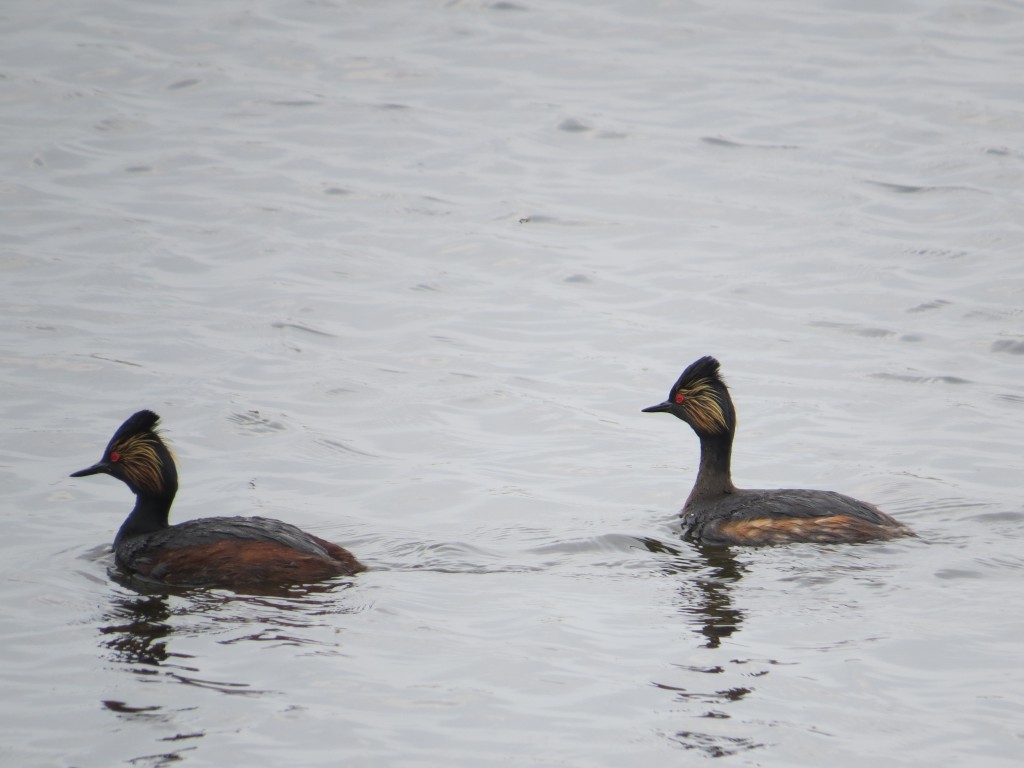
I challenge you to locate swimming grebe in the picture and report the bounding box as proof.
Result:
[642,357,913,546]
[71,410,364,587]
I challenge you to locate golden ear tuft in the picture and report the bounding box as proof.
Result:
[682,377,728,434]
[115,433,165,495]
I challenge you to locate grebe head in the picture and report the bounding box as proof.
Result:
[642,355,735,436]
[70,410,177,498]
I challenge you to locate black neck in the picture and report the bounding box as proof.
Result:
[687,430,737,503]
[114,489,175,545]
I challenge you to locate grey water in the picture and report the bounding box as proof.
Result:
[2,1,1022,766]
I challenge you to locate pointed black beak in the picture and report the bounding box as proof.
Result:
[70,461,109,478]
[641,401,672,414]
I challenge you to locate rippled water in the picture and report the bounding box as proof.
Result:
[2,1,1023,766]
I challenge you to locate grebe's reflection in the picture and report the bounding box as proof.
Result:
[639,538,746,648]
[99,594,175,669]
[640,538,766,757]
[98,579,361,692]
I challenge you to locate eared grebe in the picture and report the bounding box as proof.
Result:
[642,357,913,546]
[71,410,364,587]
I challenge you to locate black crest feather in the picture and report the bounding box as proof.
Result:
[671,356,722,394]
[109,410,161,445]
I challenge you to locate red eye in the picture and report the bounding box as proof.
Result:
[110,451,121,463]
[674,393,685,404]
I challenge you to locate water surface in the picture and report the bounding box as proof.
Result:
[2,1,1022,766]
